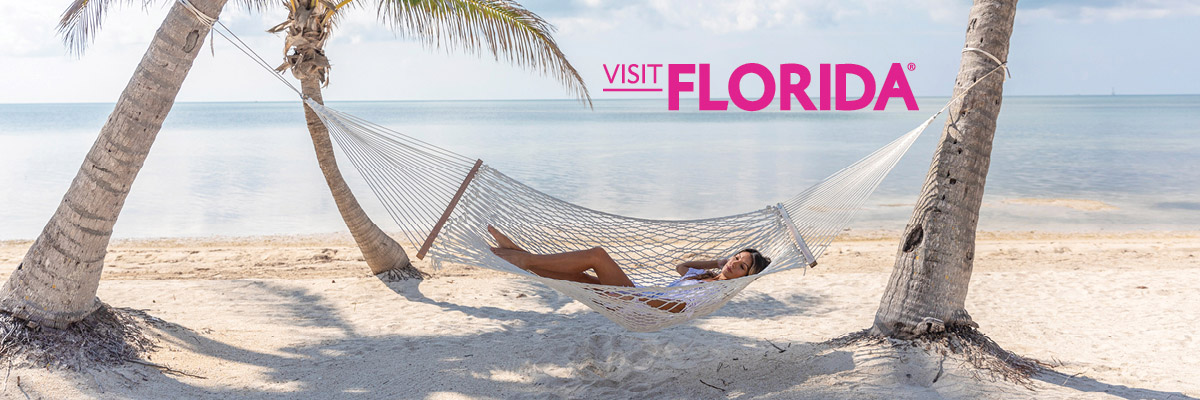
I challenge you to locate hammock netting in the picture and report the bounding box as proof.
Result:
[308,98,937,332]
[166,0,1005,332]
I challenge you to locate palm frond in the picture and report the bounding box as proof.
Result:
[58,0,150,56]
[378,0,592,106]
[58,0,280,55]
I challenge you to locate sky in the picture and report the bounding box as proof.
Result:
[2,0,1199,104]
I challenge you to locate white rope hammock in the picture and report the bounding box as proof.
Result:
[175,0,1006,331]
[308,100,940,331]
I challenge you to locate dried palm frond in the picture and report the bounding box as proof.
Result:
[272,0,336,85]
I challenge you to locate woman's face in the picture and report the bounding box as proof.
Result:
[719,251,754,279]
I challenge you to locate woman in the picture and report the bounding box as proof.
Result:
[487,225,771,288]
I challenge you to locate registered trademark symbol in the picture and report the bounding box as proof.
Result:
[907,63,916,71]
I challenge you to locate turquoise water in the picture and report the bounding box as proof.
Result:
[1,96,1198,239]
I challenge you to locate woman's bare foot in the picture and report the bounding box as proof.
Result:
[487,225,525,251]
[491,247,531,269]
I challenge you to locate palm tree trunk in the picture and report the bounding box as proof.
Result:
[872,0,1017,339]
[0,0,228,329]
[297,78,423,280]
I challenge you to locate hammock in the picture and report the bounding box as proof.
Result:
[161,0,1015,334]
[305,99,940,332]
[168,0,1009,332]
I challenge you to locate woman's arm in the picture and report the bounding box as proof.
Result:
[675,258,725,275]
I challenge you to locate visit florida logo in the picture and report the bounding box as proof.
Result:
[602,63,919,111]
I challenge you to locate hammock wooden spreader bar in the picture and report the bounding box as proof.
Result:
[775,203,818,268]
[417,158,484,260]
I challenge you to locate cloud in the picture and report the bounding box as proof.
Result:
[0,3,61,57]
[4,0,1199,103]
[518,0,972,35]
[524,0,1200,34]
[1020,0,1200,22]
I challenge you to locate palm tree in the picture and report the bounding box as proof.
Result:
[0,0,267,328]
[872,0,1017,338]
[268,0,591,280]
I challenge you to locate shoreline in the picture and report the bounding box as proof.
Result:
[5,94,1199,106]
[5,227,1200,246]
[8,195,1199,241]
[3,230,1196,281]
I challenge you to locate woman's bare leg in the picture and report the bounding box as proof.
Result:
[522,267,602,285]
[487,225,526,252]
[491,246,635,287]
[488,226,599,283]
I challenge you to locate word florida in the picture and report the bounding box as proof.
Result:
[608,63,919,111]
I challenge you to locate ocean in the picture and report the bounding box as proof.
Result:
[1,96,1198,239]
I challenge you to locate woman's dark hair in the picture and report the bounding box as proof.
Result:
[743,248,772,275]
[687,248,772,281]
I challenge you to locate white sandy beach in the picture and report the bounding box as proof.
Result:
[0,230,1196,399]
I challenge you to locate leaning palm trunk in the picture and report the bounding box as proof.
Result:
[0,0,229,328]
[298,79,422,279]
[271,0,590,279]
[872,0,1017,338]
[275,3,421,279]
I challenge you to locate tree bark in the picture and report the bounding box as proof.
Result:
[297,78,422,279]
[0,0,229,328]
[872,0,1017,339]
[274,2,422,280]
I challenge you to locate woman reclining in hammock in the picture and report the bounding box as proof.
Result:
[487,225,771,288]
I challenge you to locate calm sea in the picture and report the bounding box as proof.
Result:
[1,96,1198,239]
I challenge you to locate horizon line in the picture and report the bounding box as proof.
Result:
[3,93,1199,106]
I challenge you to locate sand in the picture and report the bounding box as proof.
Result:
[0,230,1197,399]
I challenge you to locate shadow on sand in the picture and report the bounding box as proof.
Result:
[381,273,824,326]
[55,276,1194,399]
[1036,370,1197,400]
[71,275,846,398]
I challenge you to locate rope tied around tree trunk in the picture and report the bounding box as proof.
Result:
[176,0,217,26]
[962,47,1011,80]
[929,47,1014,119]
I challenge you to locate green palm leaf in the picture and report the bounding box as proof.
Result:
[58,0,275,56]
[60,0,591,104]
[59,0,146,56]
[377,0,592,106]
